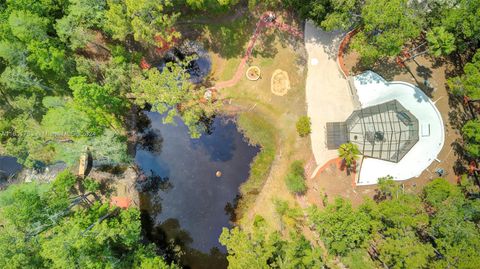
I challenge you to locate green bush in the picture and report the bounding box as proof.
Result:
[296,116,311,137]
[285,160,307,194]
[83,177,101,192]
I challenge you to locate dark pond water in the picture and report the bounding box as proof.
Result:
[0,156,22,180]
[157,44,212,84]
[135,112,259,268]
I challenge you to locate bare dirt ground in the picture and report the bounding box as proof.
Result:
[299,157,376,208]
[271,69,290,96]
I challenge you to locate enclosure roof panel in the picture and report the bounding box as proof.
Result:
[346,100,419,163]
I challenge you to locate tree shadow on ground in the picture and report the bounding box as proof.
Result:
[415,64,433,80]
[371,58,408,81]
[201,16,255,59]
[430,54,449,70]
[448,107,470,130]
[252,29,278,58]
[305,26,342,60]
[451,139,470,175]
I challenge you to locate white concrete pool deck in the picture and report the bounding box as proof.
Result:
[304,21,355,170]
[354,71,445,185]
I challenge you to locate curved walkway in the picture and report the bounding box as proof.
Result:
[304,21,355,172]
[214,13,303,89]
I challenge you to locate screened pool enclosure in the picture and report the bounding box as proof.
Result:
[327,100,419,163]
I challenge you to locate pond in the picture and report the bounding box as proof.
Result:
[135,112,259,269]
[157,41,212,85]
[0,156,22,181]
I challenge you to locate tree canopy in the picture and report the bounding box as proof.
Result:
[105,0,180,46]
[0,0,215,166]
[289,0,479,63]
[448,50,480,100]
[220,216,323,269]
[0,171,177,268]
[306,178,480,268]
[132,61,218,138]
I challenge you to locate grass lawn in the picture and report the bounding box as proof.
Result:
[211,55,242,81]
[219,38,311,230]
[188,9,311,230]
[235,112,276,215]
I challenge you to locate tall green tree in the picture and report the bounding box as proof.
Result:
[132,61,217,138]
[376,229,434,269]
[438,0,480,52]
[0,172,177,268]
[8,10,49,42]
[54,129,130,166]
[185,0,240,11]
[27,40,68,74]
[426,26,456,57]
[69,76,127,132]
[1,65,52,93]
[320,0,360,31]
[55,0,107,50]
[308,198,375,256]
[220,217,323,269]
[461,119,480,158]
[351,0,424,64]
[448,49,480,100]
[423,178,480,269]
[105,0,180,46]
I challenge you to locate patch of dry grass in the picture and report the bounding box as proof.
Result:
[218,40,312,228]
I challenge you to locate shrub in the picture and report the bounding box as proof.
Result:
[296,116,311,137]
[83,177,101,192]
[285,160,307,194]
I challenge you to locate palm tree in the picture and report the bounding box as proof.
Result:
[338,142,360,170]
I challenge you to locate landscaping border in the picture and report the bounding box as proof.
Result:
[337,28,359,78]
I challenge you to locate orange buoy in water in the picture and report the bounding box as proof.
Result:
[216,171,222,177]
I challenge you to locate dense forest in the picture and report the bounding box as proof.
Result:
[2,172,479,268]
[221,177,480,269]
[0,171,177,268]
[1,0,480,268]
[0,0,221,168]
